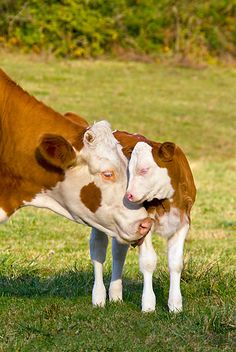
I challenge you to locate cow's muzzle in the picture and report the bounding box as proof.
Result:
[132,217,152,247]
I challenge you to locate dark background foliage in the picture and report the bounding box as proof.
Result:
[0,0,236,61]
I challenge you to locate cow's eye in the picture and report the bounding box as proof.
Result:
[101,170,116,181]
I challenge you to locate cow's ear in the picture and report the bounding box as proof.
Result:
[84,130,96,145]
[158,142,176,161]
[37,134,76,170]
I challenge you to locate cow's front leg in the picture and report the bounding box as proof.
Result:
[90,228,108,307]
[167,223,189,313]
[139,230,157,312]
[109,238,129,302]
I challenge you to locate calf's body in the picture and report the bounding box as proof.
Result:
[90,130,196,311]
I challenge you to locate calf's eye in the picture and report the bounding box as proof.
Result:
[100,170,116,182]
[138,168,149,176]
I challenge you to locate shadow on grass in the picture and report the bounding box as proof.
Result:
[123,276,167,311]
[0,270,168,310]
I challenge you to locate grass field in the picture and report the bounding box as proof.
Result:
[0,52,235,351]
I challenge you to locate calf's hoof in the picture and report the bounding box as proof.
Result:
[92,284,106,307]
[142,291,156,312]
[168,298,183,313]
[109,280,123,302]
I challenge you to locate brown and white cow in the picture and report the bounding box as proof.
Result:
[90,131,196,311]
[0,69,152,250]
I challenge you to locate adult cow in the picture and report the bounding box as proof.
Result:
[90,130,196,312]
[0,69,152,252]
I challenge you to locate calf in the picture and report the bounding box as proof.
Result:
[90,131,196,311]
[0,69,152,248]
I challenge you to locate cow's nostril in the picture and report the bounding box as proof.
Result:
[126,192,134,202]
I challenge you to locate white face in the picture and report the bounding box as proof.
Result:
[52,122,151,244]
[127,142,174,203]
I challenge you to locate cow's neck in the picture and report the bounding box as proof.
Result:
[0,70,85,215]
[1,70,82,148]
[0,69,87,163]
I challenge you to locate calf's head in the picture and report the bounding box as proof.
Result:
[126,142,175,203]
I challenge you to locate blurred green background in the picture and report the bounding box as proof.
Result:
[0,0,236,64]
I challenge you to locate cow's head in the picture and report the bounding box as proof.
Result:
[126,142,175,203]
[38,121,151,244]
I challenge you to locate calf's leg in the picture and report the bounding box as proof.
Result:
[109,238,129,302]
[90,228,108,307]
[167,223,189,312]
[139,230,157,312]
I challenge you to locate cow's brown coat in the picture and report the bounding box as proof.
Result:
[0,69,88,216]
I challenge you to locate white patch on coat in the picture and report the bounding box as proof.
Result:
[23,191,75,221]
[24,164,148,244]
[0,208,8,223]
[154,207,181,239]
[127,142,174,203]
[57,165,148,243]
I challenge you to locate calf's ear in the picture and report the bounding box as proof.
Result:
[158,142,176,161]
[36,134,76,170]
[122,145,133,158]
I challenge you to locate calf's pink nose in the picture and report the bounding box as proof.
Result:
[138,217,152,236]
[126,192,134,202]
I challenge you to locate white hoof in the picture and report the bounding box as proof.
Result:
[142,291,156,312]
[168,298,183,313]
[109,280,123,302]
[92,284,106,307]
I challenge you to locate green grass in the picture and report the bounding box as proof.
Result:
[0,52,235,351]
